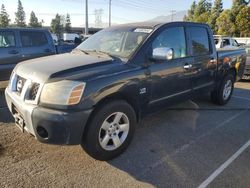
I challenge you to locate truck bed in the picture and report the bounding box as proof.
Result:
[217,48,247,80]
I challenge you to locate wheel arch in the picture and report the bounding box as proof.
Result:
[82,92,142,140]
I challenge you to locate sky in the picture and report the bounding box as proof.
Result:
[1,0,233,27]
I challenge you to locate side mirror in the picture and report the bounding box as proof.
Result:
[152,47,174,60]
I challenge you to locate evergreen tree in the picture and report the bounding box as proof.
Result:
[184,1,197,21]
[0,4,10,27]
[194,0,208,17]
[64,13,71,33]
[29,11,42,28]
[193,0,212,23]
[51,14,63,37]
[236,5,250,37]
[185,0,212,23]
[15,0,26,27]
[230,0,249,35]
[209,0,223,33]
[216,10,235,36]
[204,0,212,12]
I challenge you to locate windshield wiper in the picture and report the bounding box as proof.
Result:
[72,48,89,55]
[89,50,120,60]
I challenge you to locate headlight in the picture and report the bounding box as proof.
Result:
[40,80,86,105]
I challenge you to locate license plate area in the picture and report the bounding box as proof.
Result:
[12,104,26,133]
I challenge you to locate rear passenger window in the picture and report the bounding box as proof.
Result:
[20,31,48,47]
[152,27,187,59]
[189,27,210,55]
[0,31,15,48]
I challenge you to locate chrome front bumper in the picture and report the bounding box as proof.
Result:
[5,86,38,136]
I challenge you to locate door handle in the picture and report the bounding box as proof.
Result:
[183,64,192,69]
[8,50,19,54]
[210,59,217,63]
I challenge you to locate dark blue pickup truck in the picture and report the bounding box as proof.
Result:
[5,22,246,160]
[0,28,76,88]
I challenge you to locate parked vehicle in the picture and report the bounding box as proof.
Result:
[214,35,241,49]
[0,28,77,88]
[63,33,80,43]
[51,33,59,45]
[233,37,250,46]
[242,45,250,79]
[5,22,246,160]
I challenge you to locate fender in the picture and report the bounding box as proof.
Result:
[79,67,150,122]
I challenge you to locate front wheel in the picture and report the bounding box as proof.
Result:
[211,74,234,105]
[81,100,136,161]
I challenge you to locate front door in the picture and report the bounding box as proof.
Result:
[147,26,193,111]
[0,31,20,81]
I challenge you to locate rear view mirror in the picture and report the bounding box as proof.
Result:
[152,47,174,60]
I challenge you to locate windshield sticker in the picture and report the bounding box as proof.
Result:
[134,28,153,33]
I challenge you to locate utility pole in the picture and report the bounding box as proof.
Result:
[95,9,103,28]
[109,0,112,27]
[170,10,176,22]
[85,0,89,35]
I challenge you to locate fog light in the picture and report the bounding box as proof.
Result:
[37,126,48,139]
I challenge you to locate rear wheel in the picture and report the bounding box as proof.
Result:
[81,100,136,161]
[211,74,234,105]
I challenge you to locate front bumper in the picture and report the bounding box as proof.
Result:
[5,87,92,145]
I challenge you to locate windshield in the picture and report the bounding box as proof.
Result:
[77,28,151,59]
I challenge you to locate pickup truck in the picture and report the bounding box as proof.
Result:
[214,35,241,49]
[0,28,76,88]
[5,22,246,160]
[242,45,250,79]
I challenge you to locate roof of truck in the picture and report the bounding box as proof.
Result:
[106,21,210,30]
[0,28,50,32]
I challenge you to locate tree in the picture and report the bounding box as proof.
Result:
[185,0,212,23]
[216,10,235,36]
[51,14,63,37]
[0,4,10,27]
[15,0,26,27]
[195,11,210,23]
[184,1,197,21]
[230,0,249,35]
[194,0,211,17]
[209,0,223,34]
[29,11,42,28]
[64,13,71,33]
[236,6,250,37]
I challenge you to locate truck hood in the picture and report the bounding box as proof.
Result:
[15,52,116,83]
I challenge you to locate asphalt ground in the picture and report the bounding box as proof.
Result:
[0,81,250,188]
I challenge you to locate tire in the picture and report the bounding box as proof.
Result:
[211,74,234,105]
[81,100,136,161]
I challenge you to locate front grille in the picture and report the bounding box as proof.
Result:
[13,74,41,102]
[16,76,26,95]
[28,83,40,100]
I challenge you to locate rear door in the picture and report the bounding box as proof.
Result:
[0,30,21,81]
[19,31,55,62]
[186,26,217,92]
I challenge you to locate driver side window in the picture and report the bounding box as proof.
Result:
[152,27,187,59]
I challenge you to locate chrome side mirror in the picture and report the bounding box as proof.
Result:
[152,47,174,60]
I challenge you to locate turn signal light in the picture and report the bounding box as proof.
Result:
[67,84,85,105]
